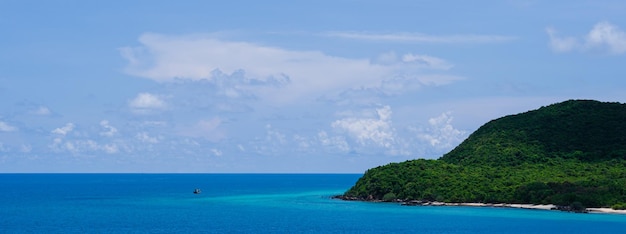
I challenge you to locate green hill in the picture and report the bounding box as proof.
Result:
[342,100,626,210]
[441,100,626,166]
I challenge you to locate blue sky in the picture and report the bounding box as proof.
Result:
[1,1,625,172]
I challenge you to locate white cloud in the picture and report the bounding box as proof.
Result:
[546,27,579,52]
[177,118,224,141]
[324,32,516,43]
[31,106,51,116]
[317,131,350,153]
[378,52,463,91]
[64,141,77,153]
[52,123,74,136]
[120,33,462,104]
[265,124,287,145]
[47,122,126,155]
[319,72,464,104]
[101,144,119,154]
[49,137,122,155]
[211,148,223,156]
[20,144,32,153]
[401,54,454,70]
[379,74,464,95]
[293,134,312,151]
[547,21,626,54]
[129,93,166,114]
[136,132,160,143]
[373,52,453,70]
[49,139,69,154]
[0,121,17,132]
[417,112,466,150]
[332,106,395,148]
[99,120,118,137]
[139,121,167,127]
[586,21,626,54]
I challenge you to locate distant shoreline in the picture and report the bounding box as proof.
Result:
[332,195,626,215]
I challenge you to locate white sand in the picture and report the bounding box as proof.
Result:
[507,204,556,210]
[430,203,626,214]
[406,201,626,214]
[586,208,626,214]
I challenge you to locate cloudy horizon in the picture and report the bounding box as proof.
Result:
[1,1,625,172]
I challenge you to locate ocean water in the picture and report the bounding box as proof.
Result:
[1,174,626,233]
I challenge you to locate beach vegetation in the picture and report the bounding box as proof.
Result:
[383,192,397,201]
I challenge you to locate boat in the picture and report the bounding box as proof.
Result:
[193,188,201,194]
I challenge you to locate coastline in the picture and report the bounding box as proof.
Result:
[333,196,626,215]
[586,208,626,215]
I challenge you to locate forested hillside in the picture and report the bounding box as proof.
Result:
[342,100,626,210]
[441,100,626,166]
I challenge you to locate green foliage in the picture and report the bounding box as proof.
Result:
[611,203,626,210]
[383,192,397,202]
[570,202,586,212]
[441,100,626,166]
[344,100,626,208]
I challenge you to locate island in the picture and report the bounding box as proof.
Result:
[336,100,626,213]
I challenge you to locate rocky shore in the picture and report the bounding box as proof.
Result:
[332,195,626,214]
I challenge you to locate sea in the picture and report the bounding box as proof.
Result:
[1,174,625,233]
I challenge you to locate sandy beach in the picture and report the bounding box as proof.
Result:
[336,196,626,214]
[586,208,626,214]
[411,202,557,210]
[402,201,626,214]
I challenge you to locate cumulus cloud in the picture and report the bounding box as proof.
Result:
[101,144,119,154]
[20,144,32,153]
[319,72,464,104]
[546,28,579,52]
[265,124,287,145]
[379,74,464,95]
[0,121,17,132]
[30,106,51,116]
[547,21,626,54]
[586,22,626,54]
[129,93,166,114]
[52,123,74,136]
[47,122,126,155]
[136,132,160,143]
[324,32,516,43]
[211,148,223,156]
[315,52,462,101]
[401,54,454,70]
[99,120,118,137]
[293,134,312,151]
[120,33,462,103]
[317,131,350,153]
[50,139,120,154]
[417,112,466,150]
[156,72,276,114]
[373,52,454,70]
[332,106,395,148]
[177,118,224,141]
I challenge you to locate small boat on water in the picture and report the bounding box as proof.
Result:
[193,188,201,194]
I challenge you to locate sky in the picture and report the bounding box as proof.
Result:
[1,0,625,173]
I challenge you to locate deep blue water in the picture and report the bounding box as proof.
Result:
[1,174,626,233]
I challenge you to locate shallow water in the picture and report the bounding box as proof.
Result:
[1,174,625,233]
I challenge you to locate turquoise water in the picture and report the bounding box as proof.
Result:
[1,174,626,233]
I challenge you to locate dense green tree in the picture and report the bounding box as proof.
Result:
[343,100,626,209]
